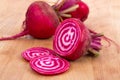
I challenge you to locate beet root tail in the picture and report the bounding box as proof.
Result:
[0,30,29,41]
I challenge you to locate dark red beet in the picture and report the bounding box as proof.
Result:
[30,55,70,75]
[53,18,103,60]
[0,1,59,40]
[70,1,89,21]
[25,1,59,38]
[22,47,57,61]
[53,0,89,21]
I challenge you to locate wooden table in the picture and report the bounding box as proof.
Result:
[0,0,120,80]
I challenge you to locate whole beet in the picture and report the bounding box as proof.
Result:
[53,0,89,22]
[25,1,60,38]
[0,1,59,40]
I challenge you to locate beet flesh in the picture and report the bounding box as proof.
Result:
[0,1,59,40]
[30,55,70,75]
[22,47,57,61]
[53,18,91,60]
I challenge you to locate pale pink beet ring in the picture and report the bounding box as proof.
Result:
[30,55,70,75]
[22,47,57,61]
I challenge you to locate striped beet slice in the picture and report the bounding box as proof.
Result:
[22,47,56,61]
[30,55,70,75]
[53,18,91,60]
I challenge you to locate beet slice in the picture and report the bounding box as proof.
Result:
[53,18,91,60]
[22,47,57,61]
[30,55,70,75]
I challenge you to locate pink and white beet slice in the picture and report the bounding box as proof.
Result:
[22,47,57,61]
[30,55,70,75]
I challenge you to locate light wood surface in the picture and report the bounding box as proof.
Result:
[0,0,120,80]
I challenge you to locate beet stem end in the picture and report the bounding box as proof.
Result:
[59,13,72,17]
[60,4,79,14]
[88,48,99,57]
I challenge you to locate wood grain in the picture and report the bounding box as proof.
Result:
[0,0,120,80]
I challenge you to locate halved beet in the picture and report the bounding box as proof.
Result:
[22,47,57,61]
[53,18,91,60]
[30,55,70,75]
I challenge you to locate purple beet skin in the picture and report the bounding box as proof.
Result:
[22,47,57,61]
[53,18,102,60]
[30,55,70,75]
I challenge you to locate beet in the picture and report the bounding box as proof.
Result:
[70,1,89,21]
[22,47,57,61]
[53,18,102,60]
[53,0,89,21]
[0,1,59,40]
[30,55,70,75]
